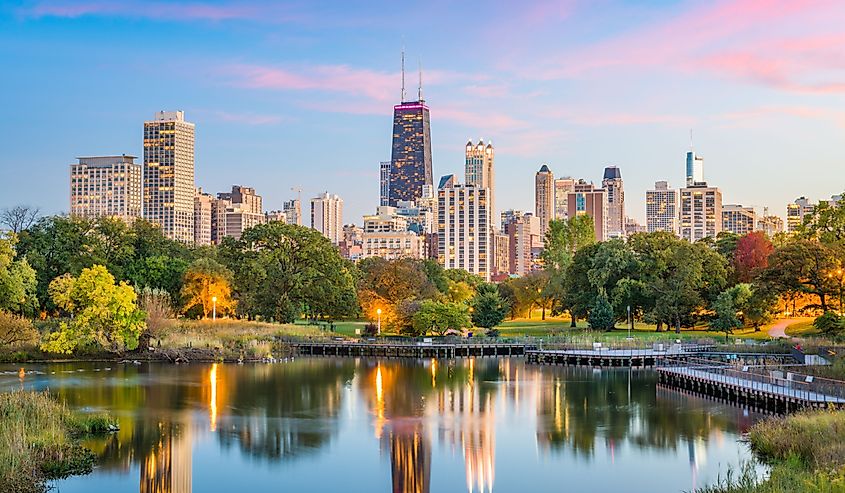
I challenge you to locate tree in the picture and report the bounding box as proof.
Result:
[714,231,739,261]
[181,258,235,319]
[813,311,845,334]
[588,294,615,331]
[711,284,753,341]
[758,240,839,311]
[543,216,596,321]
[470,284,508,329]
[411,300,469,336]
[733,232,773,283]
[41,265,146,354]
[0,205,39,234]
[0,310,39,347]
[802,195,845,246]
[0,235,38,316]
[138,287,174,344]
[126,255,189,303]
[221,223,357,323]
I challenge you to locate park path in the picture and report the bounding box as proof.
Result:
[767,318,808,339]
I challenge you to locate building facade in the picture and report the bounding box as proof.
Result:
[465,140,494,218]
[722,204,756,236]
[380,161,391,206]
[70,155,142,221]
[389,100,432,206]
[311,192,344,244]
[757,213,784,236]
[210,185,265,242]
[567,182,608,241]
[534,165,554,241]
[143,111,195,243]
[437,175,490,280]
[553,177,575,220]
[193,188,213,245]
[685,150,704,186]
[503,212,541,276]
[602,166,624,238]
[361,231,425,260]
[679,185,722,241]
[645,181,679,234]
[787,197,815,232]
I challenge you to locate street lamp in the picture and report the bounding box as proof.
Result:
[212,296,217,321]
[376,308,382,336]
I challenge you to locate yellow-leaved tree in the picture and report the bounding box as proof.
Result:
[181,258,235,318]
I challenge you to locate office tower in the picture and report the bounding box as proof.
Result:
[388,58,432,207]
[380,161,391,206]
[143,110,195,243]
[567,181,608,241]
[500,209,524,232]
[787,197,815,232]
[757,210,784,236]
[492,232,510,278]
[311,192,344,244]
[503,212,541,276]
[211,185,265,242]
[437,175,490,280]
[646,181,679,234]
[534,165,554,240]
[602,166,624,237]
[465,139,495,217]
[553,177,575,220]
[679,184,722,241]
[69,154,141,221]
[722,204,757,236]
[685,150,704,186]
[194,188,213,246]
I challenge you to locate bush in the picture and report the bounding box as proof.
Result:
[362,323,378,337]
[813,311,845,334]
[588,295,615,331]
[0,310,39,347]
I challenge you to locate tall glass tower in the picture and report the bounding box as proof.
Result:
[388,100,432,206]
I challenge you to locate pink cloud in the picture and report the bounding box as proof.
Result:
[20,1,302,23]
[212,111,285,125]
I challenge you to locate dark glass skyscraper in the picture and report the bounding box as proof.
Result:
[388,101,432,206]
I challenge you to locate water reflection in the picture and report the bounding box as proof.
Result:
[0,359,759,493]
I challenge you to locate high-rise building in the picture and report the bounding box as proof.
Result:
[685,150,704,186]
[553,177,575,220]
[388,64,432,207]
[143,111,196,243]
[722,204,756,236]
[492,232,510,278]
[465,140,495,217]
[567,183,608,242]
[193,188,213,246]
[679,184,722,241]
[500,209,524,232]
[437,175,490,280]
[646,181,679,234]
[787,197,815,232]
[379,161,391,206]
[602,166,624,238]
[311,192,344,244]
[757,211,784,236]
[210,185,265,242]
[534,165,554,240]
[503,212,541,276]
[70,155,142,222]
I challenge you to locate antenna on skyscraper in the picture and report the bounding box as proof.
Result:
[418,58,423,102]
[400,48,406,103]
[689,129,694,150]
[290,186,302,204]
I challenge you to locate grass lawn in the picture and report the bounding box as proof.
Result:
[785,319,818,337]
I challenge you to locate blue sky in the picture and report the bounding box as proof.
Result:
[1,0,844,224]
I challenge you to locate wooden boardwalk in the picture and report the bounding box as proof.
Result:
[291,342,535,359]
[526,344,715,367]
[657,360,845,413]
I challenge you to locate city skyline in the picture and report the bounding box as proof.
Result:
[2,1,845,225]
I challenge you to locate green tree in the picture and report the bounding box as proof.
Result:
[181,258,235,319]
[412,300,470,336]
[470,284,508,329]
[588,294,615,331]
[41,265,146,354]
[711,284,753,341]
[813,311,845,334]
[543,216,596,322]
[758,240,839,311]
[0,235,38,316]
[355,257,439,332]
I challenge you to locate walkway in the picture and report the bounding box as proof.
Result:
[767,318,809,339]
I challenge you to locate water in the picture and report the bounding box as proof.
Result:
[0,358,761,493]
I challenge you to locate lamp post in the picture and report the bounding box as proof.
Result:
[376,308,382,336]
[627,305,632,340]
[212,296,217,321]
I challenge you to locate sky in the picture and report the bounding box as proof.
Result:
[1,0,844,224]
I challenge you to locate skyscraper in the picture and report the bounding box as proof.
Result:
[679,185,722,241]
[553,177,575,220]
[602,166,624,237]
[566,182,608,242]
[311,192,344,244]
[379,161,391,206]
[722,204,756,236]
[388,58,432,207]
[646,181,679,234]
[534,165,554,240]
[465,139,494,217]
[787,197,815,232]
[70,155,142,222]
[437,175,490,280]
[194,187,213,246]
[685,150,704,187]
[143,110,195,243]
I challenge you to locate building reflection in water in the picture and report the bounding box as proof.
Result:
[140,419,192,493]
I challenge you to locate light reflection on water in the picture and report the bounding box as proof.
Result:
[0,358,761,493]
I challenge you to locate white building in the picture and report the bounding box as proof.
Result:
[553,177,575,220]
[311,192,344,244]
[680,184,722,241]
[437,175,490,281]
[722,204,756,236]
[646,180,679,234]
[194,188,213,245]
[70,155,142,222]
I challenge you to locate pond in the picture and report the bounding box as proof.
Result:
[0,358,761,493]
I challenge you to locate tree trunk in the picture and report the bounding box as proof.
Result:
[570,313,577,328]
[541,305,546,320]
[675,316,681,334]
[656,320,663,332]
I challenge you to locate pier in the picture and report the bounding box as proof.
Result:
[526,343,715,367]
[290,341,536,358]
[657,358,845,413]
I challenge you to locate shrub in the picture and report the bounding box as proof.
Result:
[813,311,845,334]
[0,310,39,347]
